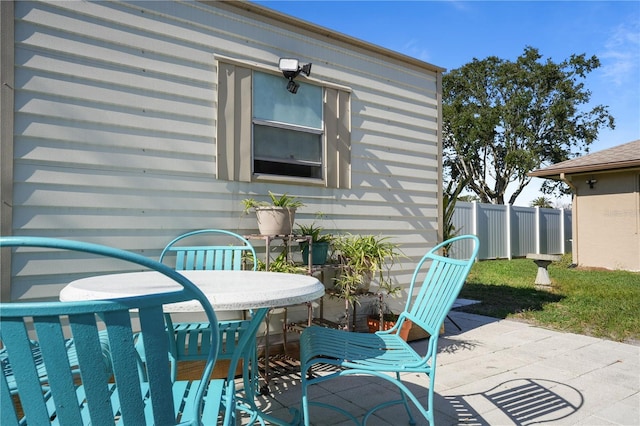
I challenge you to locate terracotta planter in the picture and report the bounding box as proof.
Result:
[367,315,412,341]
[254,207,296,235]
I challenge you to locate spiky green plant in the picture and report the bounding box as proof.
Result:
[332,234,402,305]
[241,191,305,214]
[252,251,308,274]
[296,222,333,243]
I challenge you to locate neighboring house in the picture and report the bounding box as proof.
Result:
[0,1,444,321]
[530,140,640,271]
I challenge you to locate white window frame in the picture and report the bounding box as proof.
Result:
[215,55,351,189]
[252,70,325,181]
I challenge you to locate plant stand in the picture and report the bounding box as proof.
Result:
[244,234,313,274]
[243,233,313,388]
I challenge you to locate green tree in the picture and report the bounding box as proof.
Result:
[530,196,553,208]
[443,179,469,240]
[458,194,479,203]
[443,46,614,205]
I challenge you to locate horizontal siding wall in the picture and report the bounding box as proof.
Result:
[8,1,441,314]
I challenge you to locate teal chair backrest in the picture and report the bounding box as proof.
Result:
[160,229,257,271]
[0,237,221,425]
[401,235,479,350]
[158,229,258,380]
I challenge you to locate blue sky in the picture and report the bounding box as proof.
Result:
[255,1,639,206]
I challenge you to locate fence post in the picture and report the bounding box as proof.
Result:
[506,204,512,260]
[560,208,565,254]
[472,201,478,237]
[535,206,541,255]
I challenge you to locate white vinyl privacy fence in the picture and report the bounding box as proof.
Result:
[452,202,572,260]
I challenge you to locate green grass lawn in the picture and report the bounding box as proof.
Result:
[457,256,640,343]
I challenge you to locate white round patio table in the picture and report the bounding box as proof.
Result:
[60,270,324,425]
[60,270,324,311]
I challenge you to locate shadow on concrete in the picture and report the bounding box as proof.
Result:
[440,378,584,425]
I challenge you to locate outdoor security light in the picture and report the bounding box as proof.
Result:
[278,58,312,94]
[287,79,300,94]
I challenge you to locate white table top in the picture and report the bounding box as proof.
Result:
[60,270,324,312]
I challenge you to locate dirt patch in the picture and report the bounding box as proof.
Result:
[573,266,614,272]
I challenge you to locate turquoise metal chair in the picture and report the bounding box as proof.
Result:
[0,332,111,395]
[299,235,480,426]
[0,236,235,425]
[157,230,261,394]
[160,229,257,272]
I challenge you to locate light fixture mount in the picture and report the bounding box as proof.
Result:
[278,58,312,94]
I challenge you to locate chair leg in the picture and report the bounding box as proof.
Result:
[301,382,310,426]
[282,307,289,356]
[302,364,437,426]
[396,372,416,425]
[260,310,271,395]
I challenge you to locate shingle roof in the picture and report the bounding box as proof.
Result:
[529,139,640,179]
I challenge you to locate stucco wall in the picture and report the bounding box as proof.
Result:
[572,171,640,271]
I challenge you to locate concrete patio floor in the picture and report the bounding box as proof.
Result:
[242,310,639,425]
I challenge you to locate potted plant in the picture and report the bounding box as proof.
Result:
[366,295,412,341]
[255,251,308,274]
[332,234,401,298]
[296,221,333,266]
[242,192,305,236]
[331,234,402,330]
